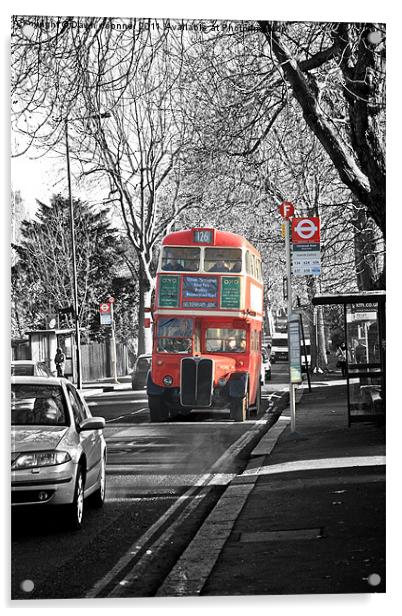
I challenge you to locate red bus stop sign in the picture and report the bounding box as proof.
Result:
[279,201,295,219]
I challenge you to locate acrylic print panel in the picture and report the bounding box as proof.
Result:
[10,11,385,601]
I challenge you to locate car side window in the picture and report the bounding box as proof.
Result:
[67,386,86,425]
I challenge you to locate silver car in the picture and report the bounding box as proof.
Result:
[11,376,106,530]
[11,359,53,377]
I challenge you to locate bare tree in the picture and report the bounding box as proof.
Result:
[12,17,201,353]
[258,21,386,241]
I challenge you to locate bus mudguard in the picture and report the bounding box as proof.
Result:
[146,372,165,396]
[227,372,248,399]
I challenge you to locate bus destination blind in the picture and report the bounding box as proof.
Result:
[182,276,217,307]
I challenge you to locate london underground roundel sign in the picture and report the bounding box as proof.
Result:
[291,217,320,244]
[279,201,295,219]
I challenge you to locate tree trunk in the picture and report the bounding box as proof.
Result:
[137,259,154,356]
[352,208,383,291]
[317,305,328,370]
[306,278,328,372]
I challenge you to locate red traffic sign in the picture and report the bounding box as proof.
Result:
[100,303,111,314]
[292,217,320,244]
[279,201,295,219]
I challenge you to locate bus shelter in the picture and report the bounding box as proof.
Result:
[312,291,385,426]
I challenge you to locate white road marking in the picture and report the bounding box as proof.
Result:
[242,455,386,477]
[85,412,269,598]
[105,408,148,423]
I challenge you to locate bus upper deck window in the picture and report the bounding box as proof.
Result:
[204,248,242,273]
[161,247,200,271]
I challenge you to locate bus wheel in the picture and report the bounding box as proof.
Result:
[230,393,248,422]
[254,383,262,417]
[148,395,169,422]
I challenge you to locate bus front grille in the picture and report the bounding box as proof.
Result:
[181,358,213,407]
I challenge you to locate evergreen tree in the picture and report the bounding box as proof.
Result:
[12,194,136,342]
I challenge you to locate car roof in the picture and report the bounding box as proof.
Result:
[11,376,69,386]
[11,359,37,365]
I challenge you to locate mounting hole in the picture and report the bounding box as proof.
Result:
[20,579,34,593]
[367,573,381,587]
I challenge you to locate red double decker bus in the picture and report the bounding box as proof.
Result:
[147,228,264,422]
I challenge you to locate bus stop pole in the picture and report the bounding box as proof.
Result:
[110,303,119,384]
[285,219,296,432]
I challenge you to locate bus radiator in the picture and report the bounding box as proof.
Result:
[181,358,213,407]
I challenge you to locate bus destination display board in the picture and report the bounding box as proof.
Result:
[193,229,213,244]
[182,276,217,307]
[158,275,180,307]
[220,276,241,309]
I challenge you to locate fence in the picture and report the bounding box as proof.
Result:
[81,342,130,382]
[12,337,131,382]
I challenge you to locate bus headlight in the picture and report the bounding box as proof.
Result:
[218,377,227,387]
[163,375,173,386]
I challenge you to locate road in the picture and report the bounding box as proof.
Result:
[11,364,289,600]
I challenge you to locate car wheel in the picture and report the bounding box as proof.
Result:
[66,466,85,530]
[89,454,106,508]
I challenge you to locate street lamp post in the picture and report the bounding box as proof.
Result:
[65,111,111,389]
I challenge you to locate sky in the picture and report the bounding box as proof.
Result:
[11,155,64,216]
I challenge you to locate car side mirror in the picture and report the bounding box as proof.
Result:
[78,417,105,432]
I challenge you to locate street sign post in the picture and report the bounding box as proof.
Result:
[291,217,321,276]
[278,202,297,434]
[292,217,320,243]
[288,313,302,387]
[279,201,295,219]
[99,302,112,325]
[100,301,118,383]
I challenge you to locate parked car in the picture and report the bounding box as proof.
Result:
[11,376,106,530]
[11,360,53,377]
[131,354,152,390]
[261,348,272,383]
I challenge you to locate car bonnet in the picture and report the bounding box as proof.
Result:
[11,426,68,453]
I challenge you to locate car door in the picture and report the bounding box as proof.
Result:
[66,384,101,493]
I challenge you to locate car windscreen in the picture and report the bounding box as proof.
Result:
[136,358,151,370]
[11,365,35,376]
[11,384,68,426]
[273,339,288,347]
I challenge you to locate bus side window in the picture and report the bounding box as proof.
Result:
[256,259,262,282]
[246,251,251,275]
[251,254,257,279]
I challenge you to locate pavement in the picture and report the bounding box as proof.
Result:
[79,375,132,397]
[156,376,386,597]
